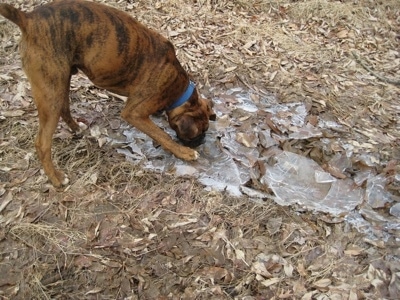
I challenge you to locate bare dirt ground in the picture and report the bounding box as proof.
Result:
[0,0,399,299]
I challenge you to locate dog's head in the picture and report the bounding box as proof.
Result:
[167,90,216,148]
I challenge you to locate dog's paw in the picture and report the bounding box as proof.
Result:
[72,122,88,137]
[61,175,70,186]
[176,147,199,161]
[49,170,69,187]
[78,121,88,132]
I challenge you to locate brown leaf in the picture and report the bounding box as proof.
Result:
[197,267,233,284]
[2,110,25,117]
[322,164,347,179]
[344,245,364,256]
[260,277,280,287]
[236,132,258,147]
[313,278,332,290]
[74,255,93,269]
[336,29,348,39]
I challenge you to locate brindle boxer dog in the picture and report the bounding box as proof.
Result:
[0,0,216,187]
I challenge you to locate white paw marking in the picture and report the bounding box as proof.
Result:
[62,176,70,186]
[77,122,88,133]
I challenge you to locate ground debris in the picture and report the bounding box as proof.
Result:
[0,0,399,298]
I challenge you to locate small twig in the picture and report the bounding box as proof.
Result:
[352,51,400,86]
[235,73,253,91]
[0,192,12,213]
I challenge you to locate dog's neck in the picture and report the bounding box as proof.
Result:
[166,80,196,111]
[166,85,200,122]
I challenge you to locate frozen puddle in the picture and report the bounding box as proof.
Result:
[262,151,363,216]
[107,87,399,241]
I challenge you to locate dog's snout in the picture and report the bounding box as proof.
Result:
[179,132,206,148]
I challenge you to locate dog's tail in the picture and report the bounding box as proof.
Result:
[0,4,27,31]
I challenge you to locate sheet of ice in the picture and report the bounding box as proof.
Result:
[365,175,394,208]
[261,151,363,216]
[109,87,399,241]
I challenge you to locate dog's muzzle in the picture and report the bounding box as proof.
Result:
[179,132,206,148]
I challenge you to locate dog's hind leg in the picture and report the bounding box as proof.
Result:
[26,69,72,187]
[60,73,81,134]
[61,95,80,133]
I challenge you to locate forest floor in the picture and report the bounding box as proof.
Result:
[0,0,399,299]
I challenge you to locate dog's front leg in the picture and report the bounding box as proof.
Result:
[121,109,199,161]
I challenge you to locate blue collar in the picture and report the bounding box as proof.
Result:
[166,81,196,111]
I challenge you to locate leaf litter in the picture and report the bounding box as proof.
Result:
[0,0,400,299]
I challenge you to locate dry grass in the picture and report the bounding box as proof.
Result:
[0,0,399,299]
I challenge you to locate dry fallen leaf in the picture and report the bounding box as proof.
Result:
[2,110,25,117]
[197,267,234,284]
[344,245,365,256]
[260,277,280,287]
[0,0,398,298]
[336,29,349,39]
[236,132,259,147]
[313,278,332,290]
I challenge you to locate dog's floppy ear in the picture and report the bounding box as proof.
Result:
[206,99,216,121]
